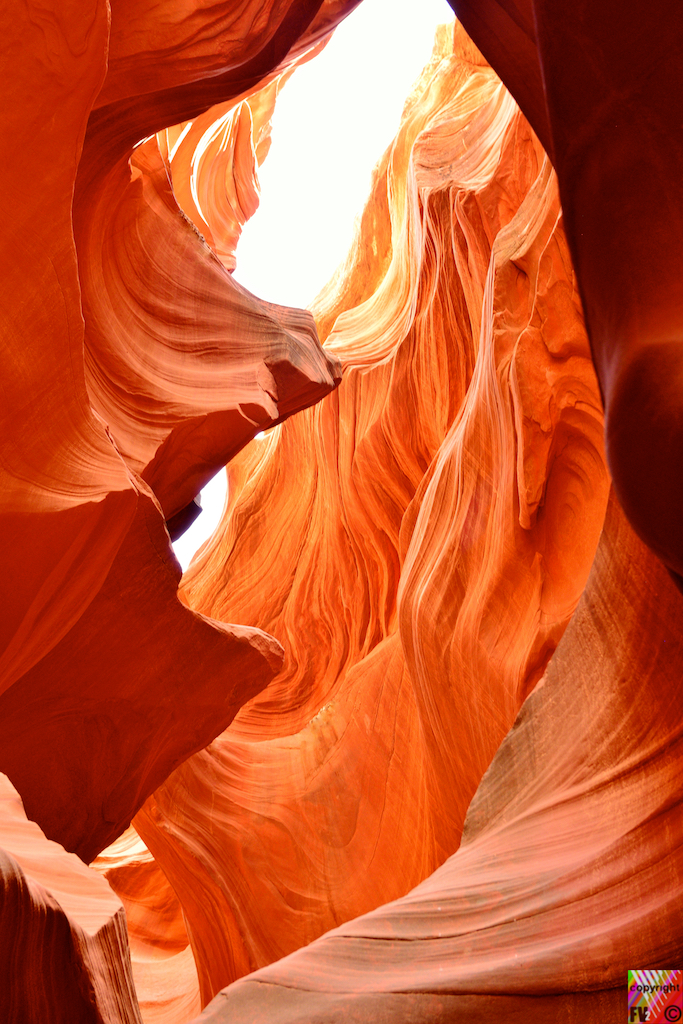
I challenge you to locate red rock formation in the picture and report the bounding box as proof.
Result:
[192,494,682,1023]
[0,775,140,1023]
[447,0,683,581]
[0,1,357,1017]
[0,489,285,863]
[74,133,340,526]
[93,829,200,1023]
[532,0,683,585]
[158,49,328,275]
[0,0,350,865]
[445,0,552,159]
[134,23,610,1010]
[3,0,683,1021]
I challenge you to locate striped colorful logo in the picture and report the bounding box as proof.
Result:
[629,970,682,1022]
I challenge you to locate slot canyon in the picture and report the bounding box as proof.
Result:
[1,1,682,1021]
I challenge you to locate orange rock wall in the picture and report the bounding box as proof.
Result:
[0,0,351,865]
[2,1,683,1022]
[0,775,140,1023]
[0,0,356,1018]
[134,22,610,1009]
[93,829,200,1024]
[203,493,681,1024]
[450,0,683,581]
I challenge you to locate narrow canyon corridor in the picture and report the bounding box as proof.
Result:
[1,1,682,1022]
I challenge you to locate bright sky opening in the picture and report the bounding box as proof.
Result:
[173,0,455,571]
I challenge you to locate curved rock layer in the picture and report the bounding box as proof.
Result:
[193,493,683,1023]
[75,132,340,525]
[447,0,683,580]
[0,0,351,866]
[88,0,362,159]
[93,829,201,1024]
[135,22,610,1010]
[0,775,140,1024]
[159,43,329,275]
[4,1,683,1022]
[0,1,359,1018]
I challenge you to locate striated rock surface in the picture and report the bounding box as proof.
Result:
[195,493,680,1023]
[74,131,340,527]
[0,775,140,1023]
[445,0,552,159]
[0,0,351,866]
[446,0,683,581]
[532,0,683,585]
[93,829,201,1024]
[158,45,329,276]
[136,22,611,1009]
[3,0,683,1021]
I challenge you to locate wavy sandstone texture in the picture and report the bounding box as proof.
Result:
[2,1,683,1022]
[0,0,350,868]
[0,0,354,1016]
[193,494,681,1024]
[447,0,683,580]
[0,775,140,1023]
[133,20,614,1014]
[92,829,200,1024]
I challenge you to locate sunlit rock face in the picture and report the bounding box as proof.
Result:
[0,0,345,869]
[196,493,683,1024]
[92,828,201,1024]
[448,0,683,581]
[0,0,351,1014]
[136,20,612,1012]
[2,1,683,1022]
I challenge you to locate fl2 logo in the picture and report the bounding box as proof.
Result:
[630,1009,682,1022]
